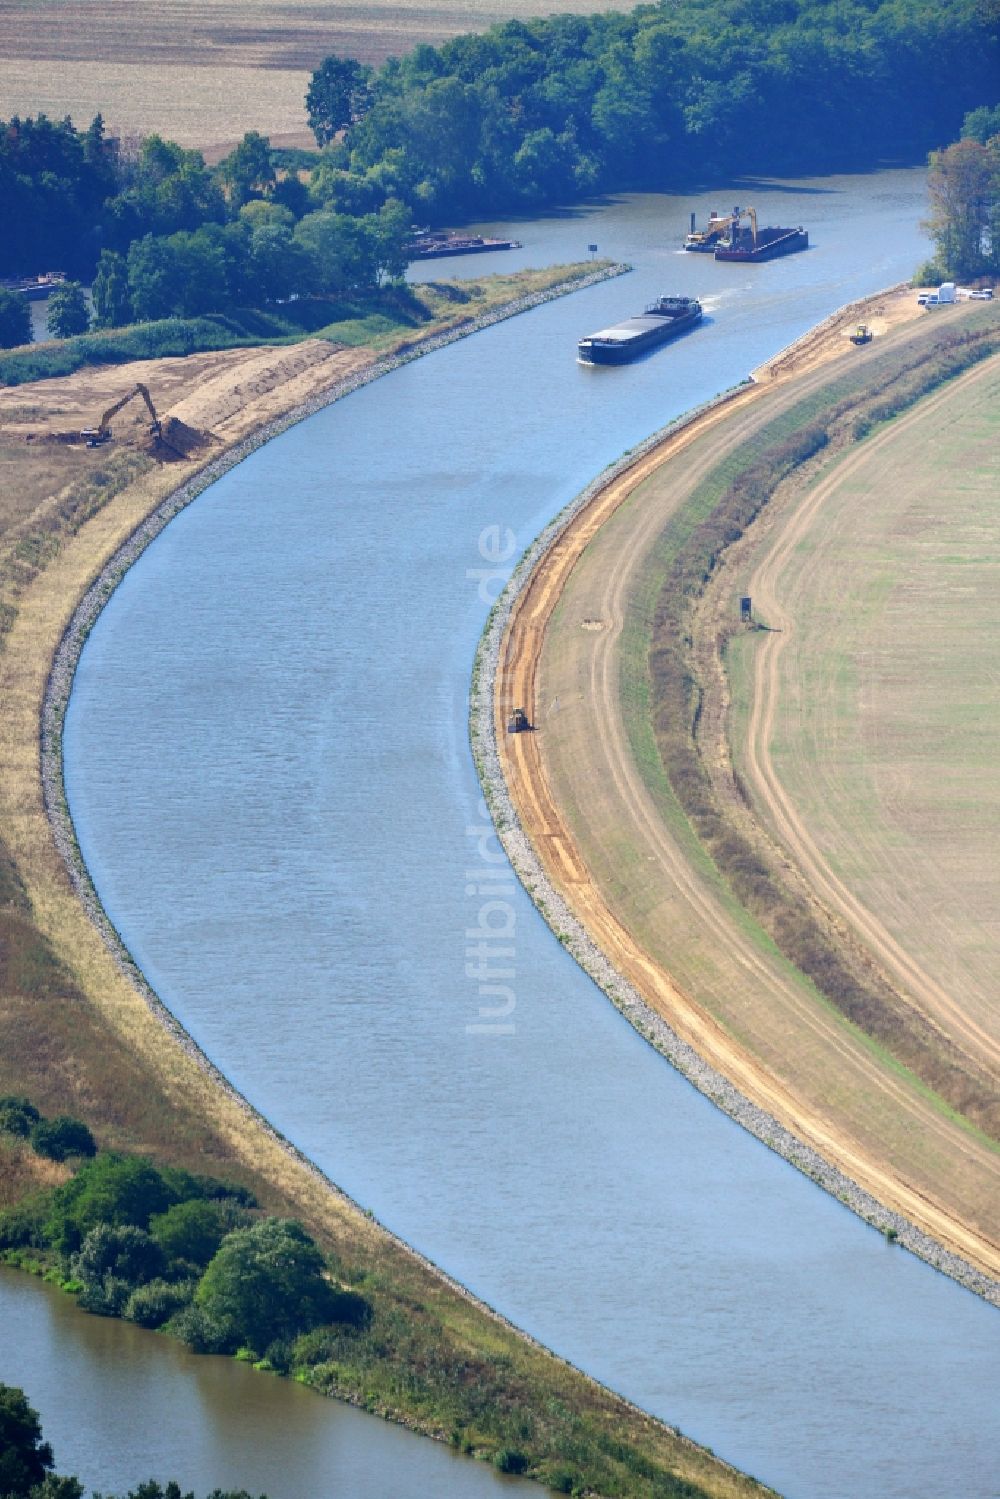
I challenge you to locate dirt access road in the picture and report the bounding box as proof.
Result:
[494,291,1000,1285]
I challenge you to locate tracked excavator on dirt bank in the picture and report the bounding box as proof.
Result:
[81,383,161,447]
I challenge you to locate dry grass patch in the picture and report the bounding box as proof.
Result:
[0,1138,71,1208]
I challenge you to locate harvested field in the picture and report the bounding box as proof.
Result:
[736,357,1000,1111]
[0,0,619,152]
[0,57,314,154]
[493,288,1000,1286]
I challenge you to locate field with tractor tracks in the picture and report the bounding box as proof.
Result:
[727,353,1000,1143]
[496,293,1000,1286]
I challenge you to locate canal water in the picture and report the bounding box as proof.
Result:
[45,173,1000,1497]
[0,1268,534,1497]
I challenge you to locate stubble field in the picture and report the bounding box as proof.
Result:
[0,0,617,152]
[732,355,1000,1116]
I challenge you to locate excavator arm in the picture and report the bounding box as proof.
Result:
[83,383,161,446]
[730,205,758,247]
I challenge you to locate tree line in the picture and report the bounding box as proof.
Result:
[0,120,412,342]
[924,105,1000,280]
[0,1104,372,1362]
[305,0,999,220]
[0,0,996,347]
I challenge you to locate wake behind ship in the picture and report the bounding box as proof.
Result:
[578,295,702,364]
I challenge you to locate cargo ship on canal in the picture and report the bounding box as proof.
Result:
[578,294,702,364]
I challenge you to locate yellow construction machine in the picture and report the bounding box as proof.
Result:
[685,206,741,251]
[81,383,161,448]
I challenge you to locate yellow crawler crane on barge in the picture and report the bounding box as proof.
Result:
[684,207,740,252]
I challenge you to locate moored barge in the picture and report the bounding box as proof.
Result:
[578,295,702,364]
[404,231,522,259]
[1,271,67,299]
[713,207,808,262]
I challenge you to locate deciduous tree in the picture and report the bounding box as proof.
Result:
[92,249,133,326]
[0,1384,53,1496]
[46,280,90,337]
[30,1114,96,1161]
[306,57,373,146]
[926,136,999,277]
[194,1218,334,1353]
[0,288,32,347]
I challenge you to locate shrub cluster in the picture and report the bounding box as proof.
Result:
[0,1097,96,1162]
[0,1133,373,1362]
[0,285,431,385]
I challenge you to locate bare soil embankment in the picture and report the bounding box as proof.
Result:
[480,287,1000,1296]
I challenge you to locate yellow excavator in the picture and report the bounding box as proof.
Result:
[81,383,161,448]
[685,206,741,252]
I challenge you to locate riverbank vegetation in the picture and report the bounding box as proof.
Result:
[0,1133,369,1356]
[920,107,1000,282]
[646,310,1000,1139]
[0,1108,768,1497]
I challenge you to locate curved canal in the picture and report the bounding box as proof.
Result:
[56,174,999,1498]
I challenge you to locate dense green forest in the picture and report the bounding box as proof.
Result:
[0,0,997,335]
[307,0,998,216]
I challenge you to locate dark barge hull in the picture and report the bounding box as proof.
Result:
[714,228,808,262]
[578,300,702,364]
[404,237,521,259]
